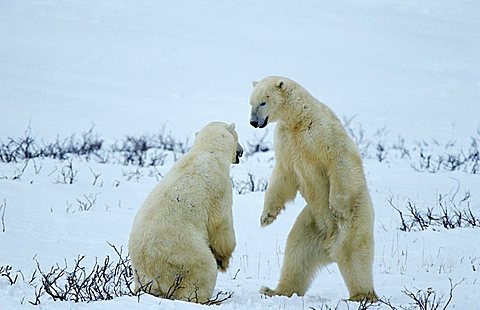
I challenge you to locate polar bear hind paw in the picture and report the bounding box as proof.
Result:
[260,286,277,297]
[349,291,379,303]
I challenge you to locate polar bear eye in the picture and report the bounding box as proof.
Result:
[260,102,267,107]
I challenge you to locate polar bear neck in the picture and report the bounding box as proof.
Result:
[277,88,341,137]
[278,86,320,130]
[191,137,233,161]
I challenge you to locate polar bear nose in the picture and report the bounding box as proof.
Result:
[250,120,259,128]
[237,143,244,157]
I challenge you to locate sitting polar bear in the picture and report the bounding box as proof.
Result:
[249,76,378,302]
[128,122,243,303]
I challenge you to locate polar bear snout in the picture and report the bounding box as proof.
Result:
[250,107,260,128]
[234,143,243,164]
[258,116,268,128]
[250,101,270,129]
[251,116,268,128]
[250,114,268,129]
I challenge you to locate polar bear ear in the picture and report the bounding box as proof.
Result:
[252,81,258,87]
[226,122,236,133]
[276,80,285,90]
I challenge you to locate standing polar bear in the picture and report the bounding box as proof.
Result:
[249,76,378,302]
[128,122,243,303]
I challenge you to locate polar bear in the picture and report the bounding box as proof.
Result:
[249,76,378,302]
[128,122,243,303]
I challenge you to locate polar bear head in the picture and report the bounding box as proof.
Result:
[195,122,243,164]
[249,76,291,128]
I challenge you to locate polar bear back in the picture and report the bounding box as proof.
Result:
[127,122,239,301]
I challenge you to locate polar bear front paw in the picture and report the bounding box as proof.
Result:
[260,211,277,227]
[215,256,230,272]
[260,286,276,297]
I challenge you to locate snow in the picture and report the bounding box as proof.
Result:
[1,0,479,309]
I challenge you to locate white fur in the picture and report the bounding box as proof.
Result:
[250,76,378,302]
[128,122,240,303]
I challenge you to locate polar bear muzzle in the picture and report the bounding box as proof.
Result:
[250,113,269,129]
[250,102,270,128]
[234,143,243,164]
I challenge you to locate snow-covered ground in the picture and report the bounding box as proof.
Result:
[1,1,479,309]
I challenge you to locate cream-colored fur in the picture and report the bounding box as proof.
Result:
[249,76,378,302]
[128,122,242,303]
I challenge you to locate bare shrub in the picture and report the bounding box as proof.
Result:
[0,264,19,285]
[389,192,477,232]
[28,243,233,305]
[310,299,381,310]
[41,128,104,161]
[31,244,135,303]
[342,116,372,159]
[89,168,102,186]
[68,128,104,159]
[133,266,233,305]
[11,160,30,180]
[0,198,6,232]
[76,193,98,212]
[1,124,478,173]
[112,130,188,167]
[411,132,480,174]
[55,159,78,184]
[341,118,480,174]
[245,130,272,157]
[309,279,461,310]
[157,129,190,161]
[376,142,388,162]
[400,278,461,310]
[0,127,39,163]
[122,168,143,182]
[114,135,151,166]
[233,173,268,194]
[203,291,234,305]
[0,126,188,167]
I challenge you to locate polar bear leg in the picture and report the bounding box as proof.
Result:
[171,249,218,303]
[131,268,160,295]
[261,206,331,297]
[336,235,378,302]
